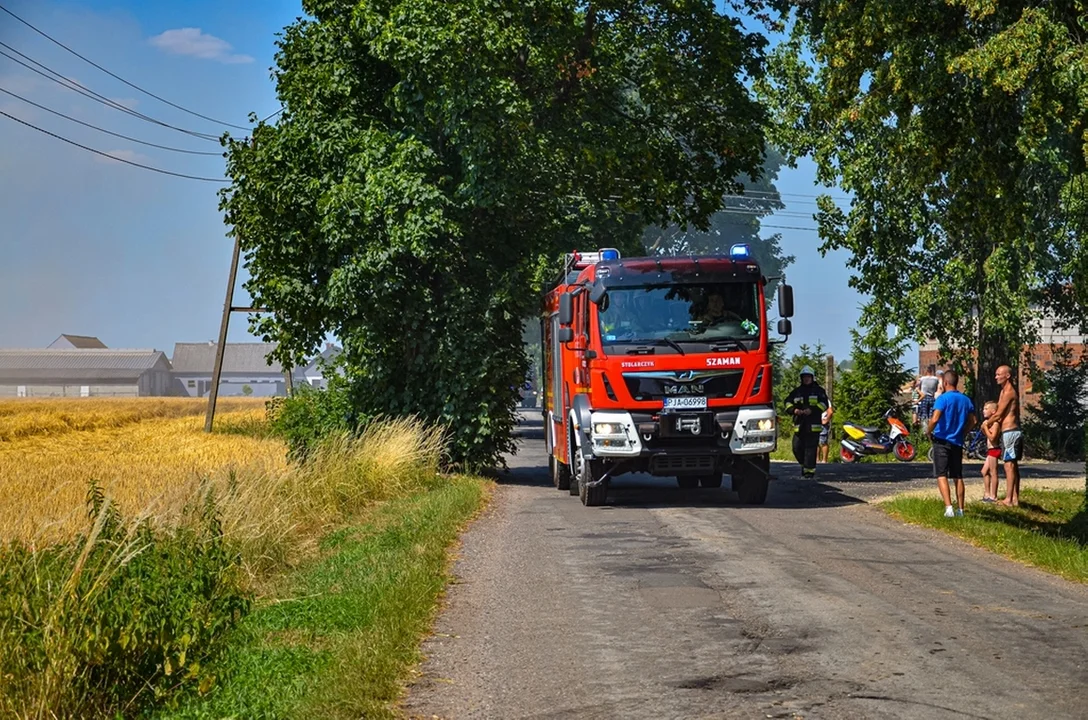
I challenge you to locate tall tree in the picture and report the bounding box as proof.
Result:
[759,1,1088,405]
[836,328,914,429]
[642,148,796,305]
[221,0,771,467]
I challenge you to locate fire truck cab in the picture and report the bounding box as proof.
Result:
[541,246,794,506]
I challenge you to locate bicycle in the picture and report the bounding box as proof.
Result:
[925,428,988,462]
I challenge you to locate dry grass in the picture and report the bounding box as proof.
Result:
[0,404,285,546]
[0,397,265,442]
[0,399,448,577]
[0,398,454,718]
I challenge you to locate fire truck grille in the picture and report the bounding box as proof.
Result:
[622,370,743,401]
[650,455,716,475]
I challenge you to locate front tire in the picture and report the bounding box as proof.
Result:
[894,440,916,462]
[576,454,607,506]
[733,455,770,505]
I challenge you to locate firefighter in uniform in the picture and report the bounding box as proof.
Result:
[784,366,829,478]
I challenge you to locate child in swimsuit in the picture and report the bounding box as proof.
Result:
[981,401,1002,502]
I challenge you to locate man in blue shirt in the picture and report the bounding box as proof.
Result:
[927,370,977,518]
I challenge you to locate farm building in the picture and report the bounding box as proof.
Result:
[0,349,172,397]
[302,344,343,389]
[170,342,303,397]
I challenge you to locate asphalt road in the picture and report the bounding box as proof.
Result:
[405,412,1088,720]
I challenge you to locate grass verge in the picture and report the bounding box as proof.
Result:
[881,489,1088,583]
[159,475,488,720]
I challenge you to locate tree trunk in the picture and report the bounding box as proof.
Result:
[975,329,1012,408]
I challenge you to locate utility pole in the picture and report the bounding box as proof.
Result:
[825,354,835,406]
[204,237,268,432]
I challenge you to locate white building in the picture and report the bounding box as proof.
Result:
[170,342,304,397]
[0,349,172,397]
[302,344,342,390]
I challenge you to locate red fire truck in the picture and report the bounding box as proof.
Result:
[541,246,794,506]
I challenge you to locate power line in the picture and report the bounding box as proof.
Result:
[760,224,821,232]
[0,44,222,142]
[0,85,223,155]
[0,1,253,131]
[729,188,851,201]
[0,109,229,182]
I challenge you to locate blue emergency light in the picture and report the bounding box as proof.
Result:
[600,248,620,261]
[729,243,751,259]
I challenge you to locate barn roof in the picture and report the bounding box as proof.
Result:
[49,334,108,349]
[0,349,169,383]
[170,342,284,374]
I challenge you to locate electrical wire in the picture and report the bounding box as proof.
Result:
[0,1,253,131]
[0,43,222,141]
[0,109,229,182]
[0,85,224,155]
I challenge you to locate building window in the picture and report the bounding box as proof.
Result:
[187,380,196,388]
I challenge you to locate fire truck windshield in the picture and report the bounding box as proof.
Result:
[598,282,762,349]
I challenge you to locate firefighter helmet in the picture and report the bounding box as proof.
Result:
[800,365,815,379]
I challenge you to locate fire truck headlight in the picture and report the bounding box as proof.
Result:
[747,417,775,432]
[593,422,619,436]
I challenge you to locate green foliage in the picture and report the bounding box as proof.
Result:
[221,0,771,469]
[643,148,796,306]
[161,476,487,720]
[882,489,1088,584]
[241,384,254,397]
[760,0,1088,405]
[836,328,914,429]
[266,375,358,462]
[0,482,250,717]
[1024,344,1088,461]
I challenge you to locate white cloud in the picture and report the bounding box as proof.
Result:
[94,149,152,166]
[109,97,140,110]
[148,28,253,64]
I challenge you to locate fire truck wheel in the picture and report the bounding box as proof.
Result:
[551,455,572,491]
[676,476,700,489]
[577,458,607,506]
[569,473,579,496]
[698,473,723,489]
[733,471,769,504]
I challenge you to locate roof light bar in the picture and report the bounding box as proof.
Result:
[569,248,622,269]
[729,243,751,260]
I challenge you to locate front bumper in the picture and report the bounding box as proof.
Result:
[587,406,777,457]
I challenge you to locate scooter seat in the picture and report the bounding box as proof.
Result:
[845,424,881,434]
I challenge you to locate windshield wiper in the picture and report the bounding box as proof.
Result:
[709,338,749,353]
[653,338,686,355]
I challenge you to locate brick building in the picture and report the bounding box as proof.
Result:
[917,315,1088,406]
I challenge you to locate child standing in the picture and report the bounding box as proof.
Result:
[981,401,1002,502]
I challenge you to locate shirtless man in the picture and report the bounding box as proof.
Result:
[983,365,1022,506]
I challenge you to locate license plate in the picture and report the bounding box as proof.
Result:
[663,396,707,410]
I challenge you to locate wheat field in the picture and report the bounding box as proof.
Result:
[0,398,446,572]
[0,398,285,544]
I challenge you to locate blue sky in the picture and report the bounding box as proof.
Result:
[0,1,892,367]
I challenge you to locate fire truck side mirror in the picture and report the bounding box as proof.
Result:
[777,318,793,338]
[557,327,574,343]
[589,280,607,305]
[778,284,795,318]
[558,293,574,326]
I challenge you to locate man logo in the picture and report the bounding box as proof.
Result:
[663,383,705,395]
